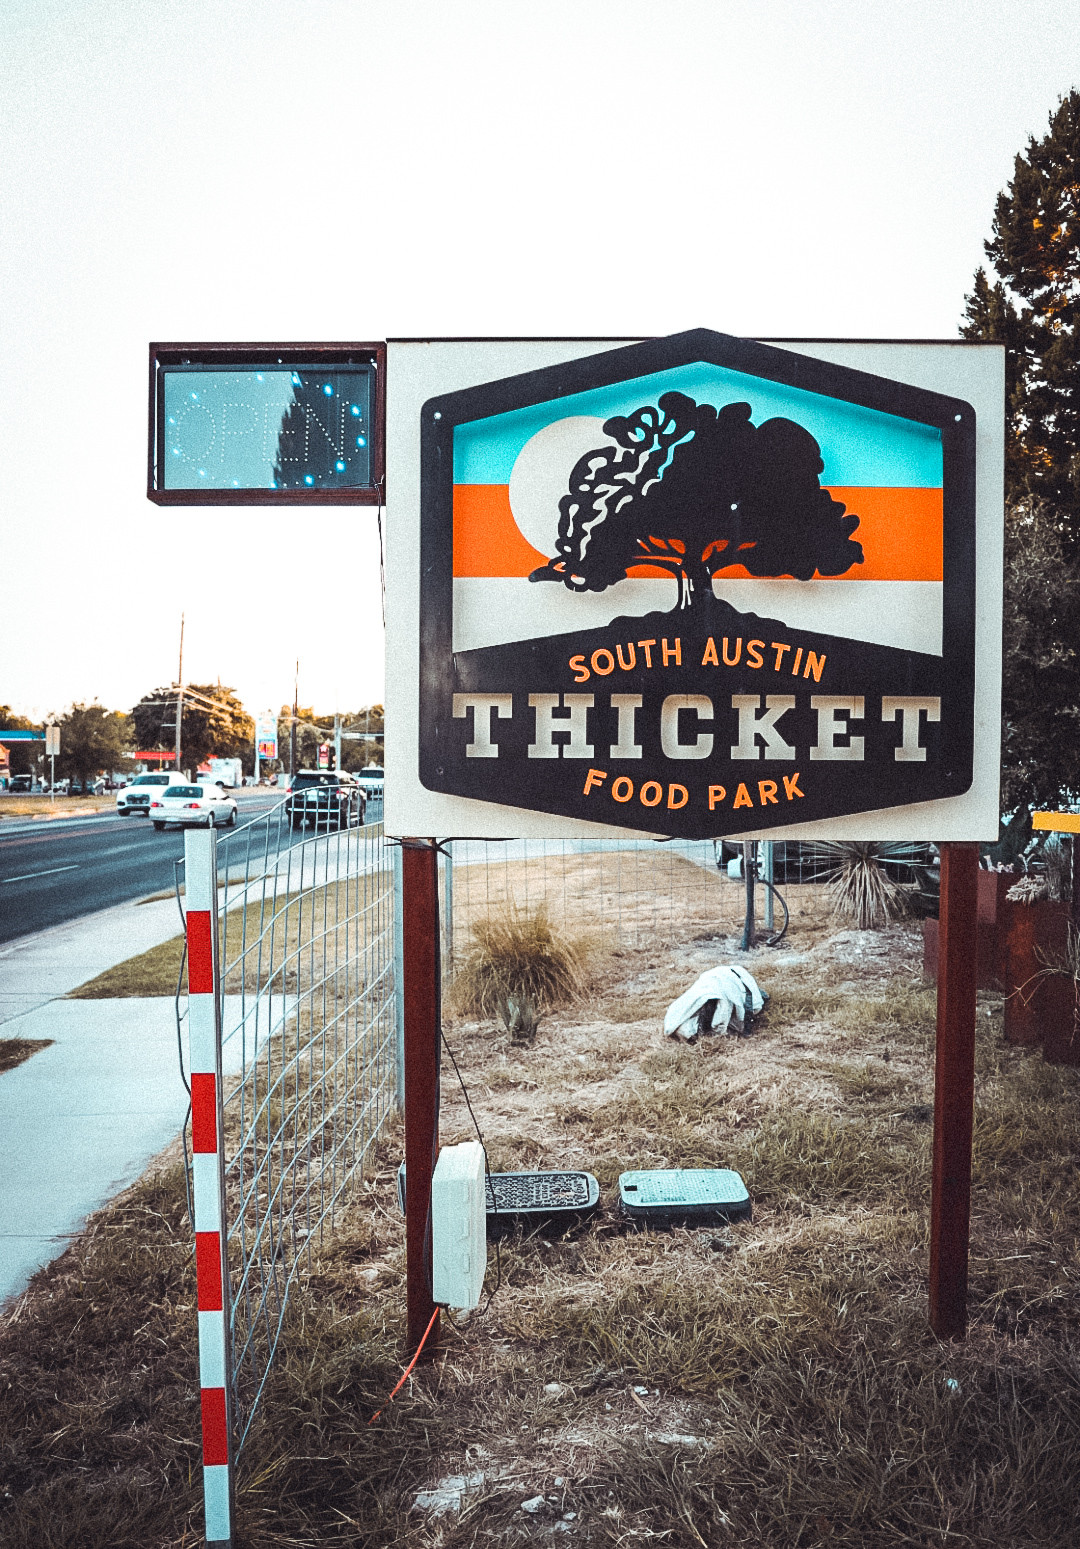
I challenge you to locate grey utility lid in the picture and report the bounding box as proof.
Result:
[618,1168,751,1226]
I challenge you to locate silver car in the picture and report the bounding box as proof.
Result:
[149,783,238,830]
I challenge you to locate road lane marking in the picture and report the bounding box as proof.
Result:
[3,864,80,883]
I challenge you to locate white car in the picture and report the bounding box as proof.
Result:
[116,771,189,815]
[356,764,384,800]
[149,783,238,830]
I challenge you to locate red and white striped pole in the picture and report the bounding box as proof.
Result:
[185,826,235,1547]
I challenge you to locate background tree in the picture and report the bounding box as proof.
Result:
[963,91,1080,811]
[998,500,1080,812]
[963,91,1080,532]
[340,704,383,772]
[275,704,384,771]
[56,703,133,784]
[0,705,40,776]
[530,391,863,609]
[133,684,253,774]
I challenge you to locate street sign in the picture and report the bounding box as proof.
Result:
[386,330,1004,841]
[255,714,278,761]
[148,344,385,505]
[45,725,60,757]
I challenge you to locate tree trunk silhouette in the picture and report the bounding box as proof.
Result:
[676,554,714,611]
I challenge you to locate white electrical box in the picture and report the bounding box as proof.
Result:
[431,1140,487,1310]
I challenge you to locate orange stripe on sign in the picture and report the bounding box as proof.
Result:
[823,486,942,582]
[453,484,942,582]
[453,485,548,577]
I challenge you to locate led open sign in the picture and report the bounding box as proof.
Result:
[148,344,384,505]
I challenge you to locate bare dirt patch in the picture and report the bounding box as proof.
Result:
[3,877,1079,1548]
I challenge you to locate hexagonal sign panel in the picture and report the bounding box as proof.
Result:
[418,328,976,839]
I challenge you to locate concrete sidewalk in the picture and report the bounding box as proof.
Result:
[0,892,185,1024]
[0,990,288,1306]
[0,897,190,1305]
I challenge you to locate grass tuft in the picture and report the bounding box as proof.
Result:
[450,902,587,1019]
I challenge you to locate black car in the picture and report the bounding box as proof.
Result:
[284,770,366,831]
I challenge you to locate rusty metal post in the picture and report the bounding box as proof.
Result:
[929,841,979,1339]
[401,839,440,1358]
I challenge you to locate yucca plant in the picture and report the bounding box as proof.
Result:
[814,841,915,930]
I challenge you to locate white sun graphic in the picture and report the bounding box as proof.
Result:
[507,415,620,561]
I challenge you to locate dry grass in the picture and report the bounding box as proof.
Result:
[4,866,1080,1546]
[0,795,115,819]
[67,873,393,998]
[449,903,587,1021]
[0,1037,53,1074]
[66,934,187,998]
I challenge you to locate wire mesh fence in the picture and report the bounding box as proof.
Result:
[437,837,938,971]
[438,839,730,968]
[178,799,399,1456]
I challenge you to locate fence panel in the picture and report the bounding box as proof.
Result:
[180,802,399,1545]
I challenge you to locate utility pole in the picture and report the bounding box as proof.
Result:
[290,660,298,778]
[175,614,185,773]
[334,714,341,773]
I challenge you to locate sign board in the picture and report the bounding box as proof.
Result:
[45,725,60,757]
[255,714,278,761]
[386,332,1004,842]
[148,344,384,505]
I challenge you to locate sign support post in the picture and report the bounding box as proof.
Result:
[928,841,979,1339]
[401,838,441,1358]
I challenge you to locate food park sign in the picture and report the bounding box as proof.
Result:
[386,330,1003,843]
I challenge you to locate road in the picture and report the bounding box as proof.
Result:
[0,793,288,944]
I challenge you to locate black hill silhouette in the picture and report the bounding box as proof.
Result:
[529,392,864,610]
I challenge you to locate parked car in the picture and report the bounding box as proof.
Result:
[284,770,366,830]
[149,783,238,830]
[9,774,34,792]
[356,764,384,802]
[116,771,189,815]
[68,777,106,796]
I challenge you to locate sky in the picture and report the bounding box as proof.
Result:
[1,0,1076,724]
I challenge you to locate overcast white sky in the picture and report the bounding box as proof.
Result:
[1,0,1075,722]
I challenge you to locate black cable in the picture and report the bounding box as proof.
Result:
[172,860,196,1231]
[758,876,790,946]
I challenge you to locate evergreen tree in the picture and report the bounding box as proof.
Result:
[963,92,1080,811]
[963,91,1080,531]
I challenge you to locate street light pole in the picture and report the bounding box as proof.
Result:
[290,661,298,779]
[175,614,185,773]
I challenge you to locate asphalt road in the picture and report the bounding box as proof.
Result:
[0,793,286,944]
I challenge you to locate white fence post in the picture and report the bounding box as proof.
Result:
[185,826,235,1548]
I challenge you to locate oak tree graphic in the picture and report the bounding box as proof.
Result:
[529,392,864,610]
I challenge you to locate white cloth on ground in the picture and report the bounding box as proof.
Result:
[664,965,765,1042]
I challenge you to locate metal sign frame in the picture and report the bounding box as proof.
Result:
[147,342,386,506]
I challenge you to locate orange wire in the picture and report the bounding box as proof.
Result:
[368,1307,440,1425]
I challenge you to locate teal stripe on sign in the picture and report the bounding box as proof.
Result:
[453,361,943,488]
